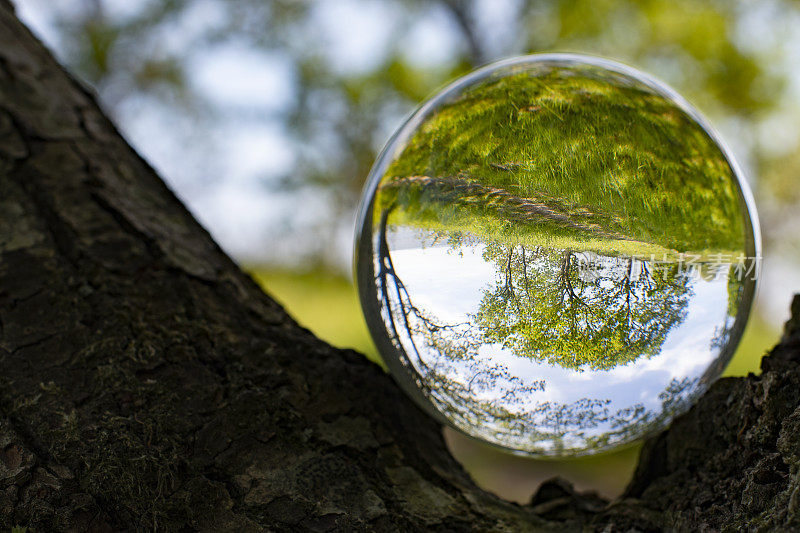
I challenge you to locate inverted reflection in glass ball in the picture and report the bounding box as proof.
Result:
[355,55,759,457]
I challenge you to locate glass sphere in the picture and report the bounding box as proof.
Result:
[354,54,759,457]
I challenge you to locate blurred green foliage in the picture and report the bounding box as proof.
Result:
[42,0,800,264]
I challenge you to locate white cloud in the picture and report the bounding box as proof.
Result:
[189,43,295,111]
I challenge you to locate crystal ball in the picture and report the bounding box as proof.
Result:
[354,54,759,456]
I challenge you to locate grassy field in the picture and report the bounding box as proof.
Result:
[376,63,747,257]
[250,268,382,367]
[382,184,678,260]
[250,266,778,500]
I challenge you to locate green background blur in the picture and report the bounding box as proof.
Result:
[18,0,795,501]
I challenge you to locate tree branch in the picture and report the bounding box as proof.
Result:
[440,0,485,66]
[1,2,799,530]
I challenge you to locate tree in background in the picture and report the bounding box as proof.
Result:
[475,244,693,371]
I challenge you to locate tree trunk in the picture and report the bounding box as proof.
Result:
[1,2,798,530]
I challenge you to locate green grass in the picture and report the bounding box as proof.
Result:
[384,193,695,262]
[443,427,642,501]
[722,309,780,377]
[250,268,382,367]
[376,63,747,257]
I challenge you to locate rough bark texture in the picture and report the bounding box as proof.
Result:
[0,2,798,530]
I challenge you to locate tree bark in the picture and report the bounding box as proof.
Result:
[0,2,798,530]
